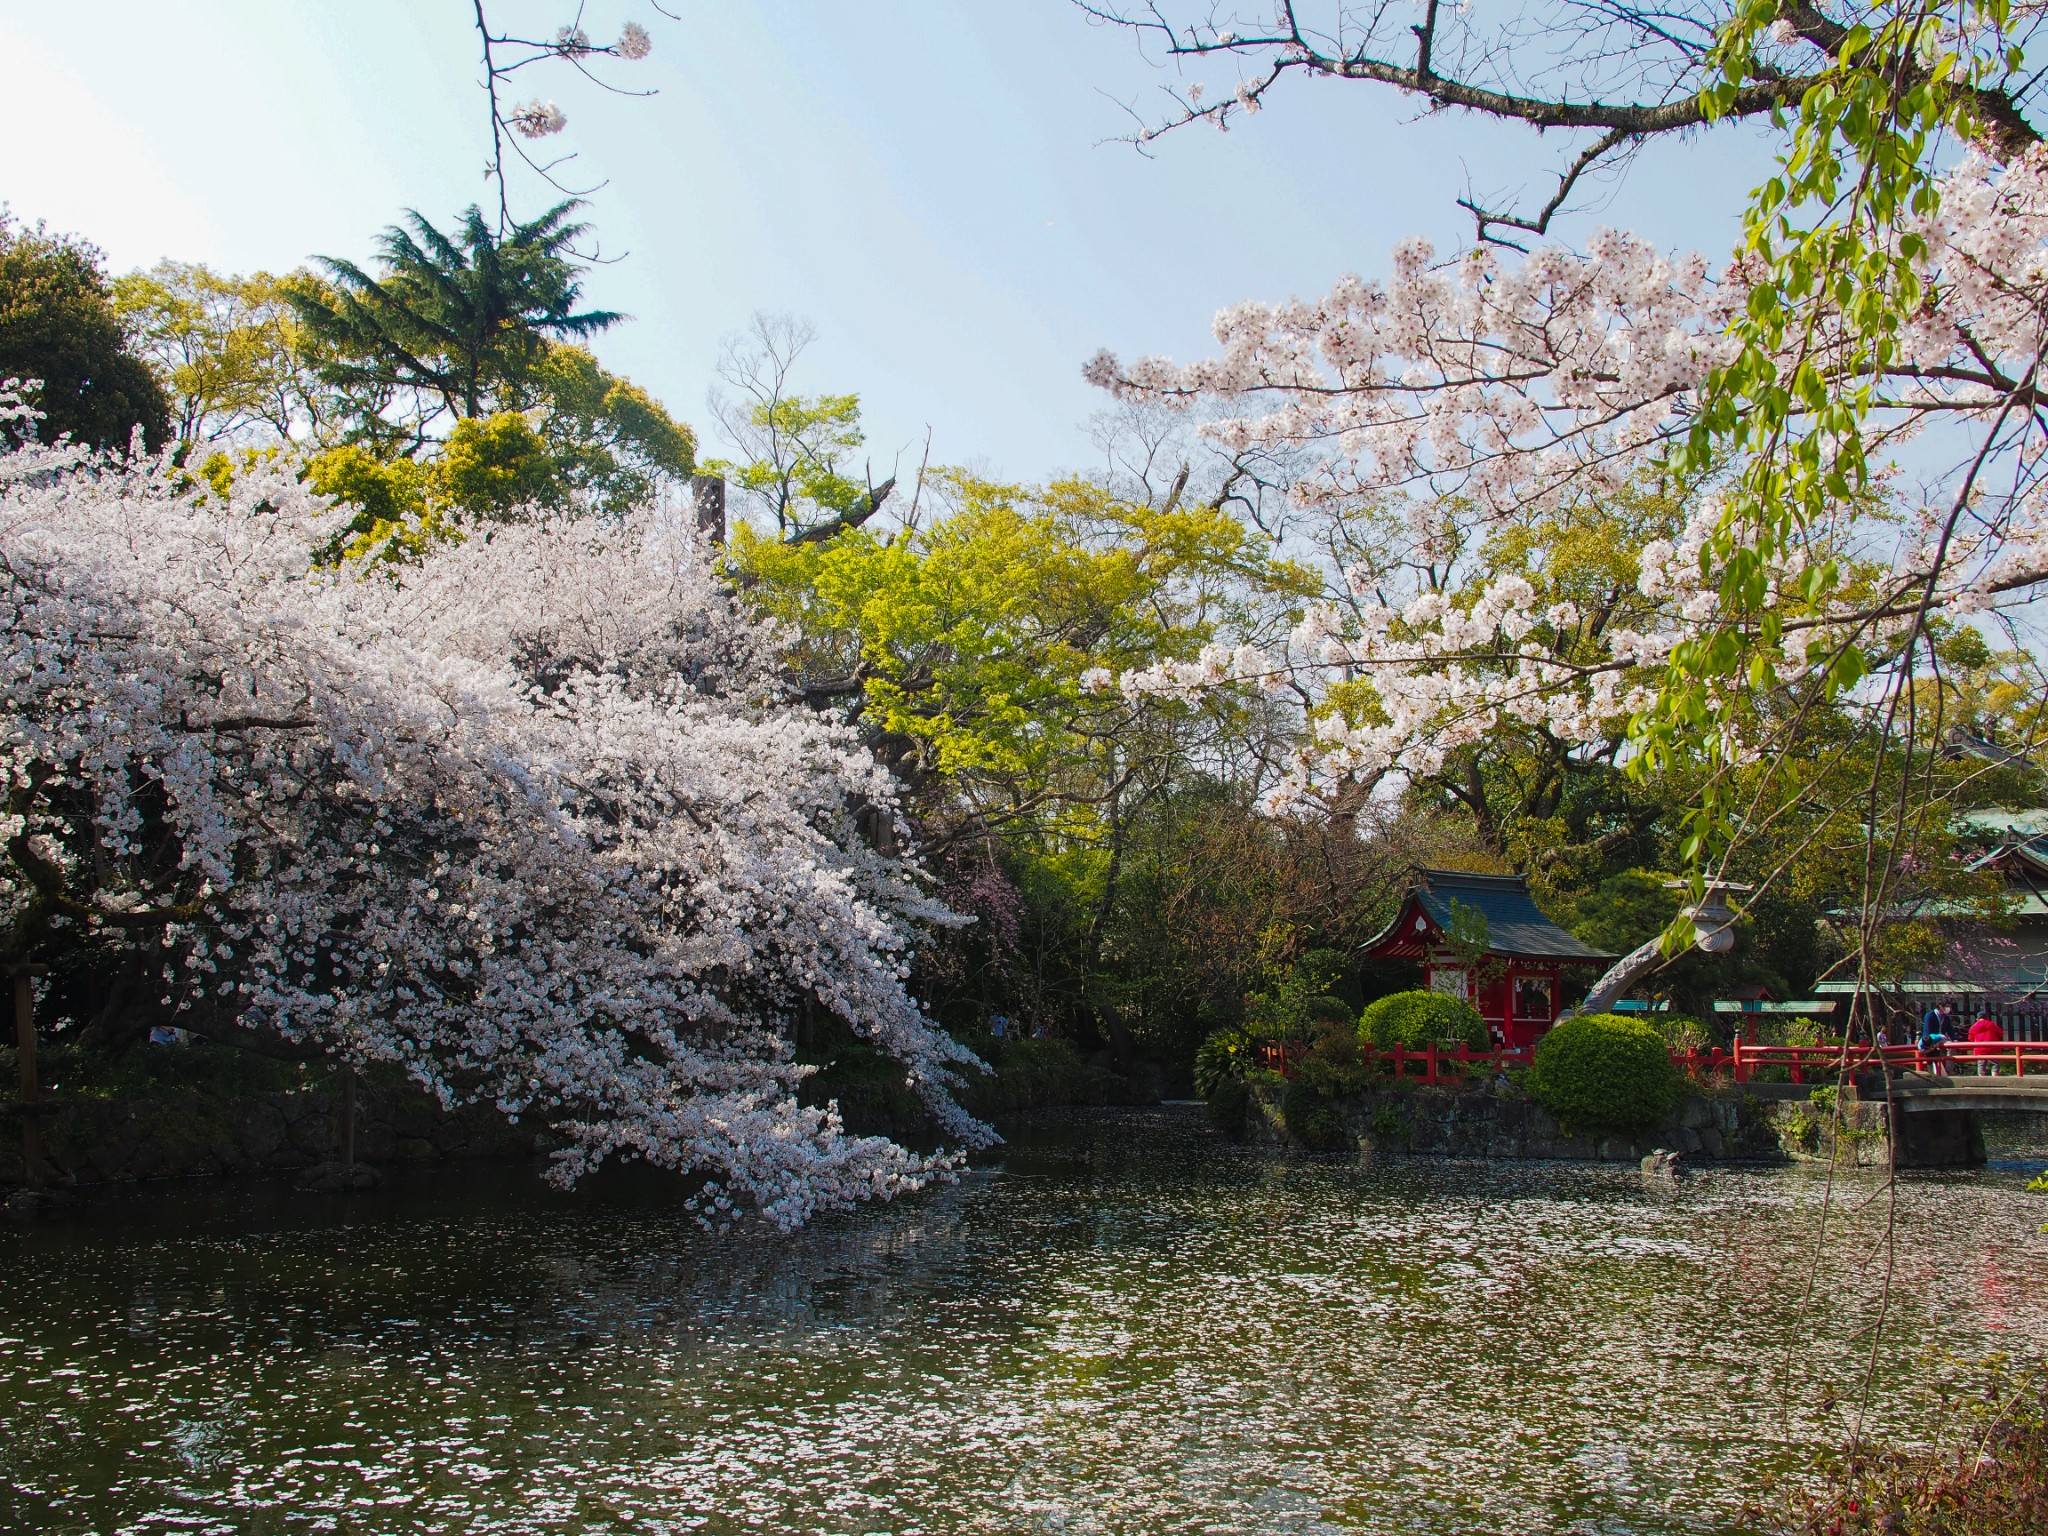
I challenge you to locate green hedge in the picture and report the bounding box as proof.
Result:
[1360,990,1488,1052]
[1527,1012,1682,1133]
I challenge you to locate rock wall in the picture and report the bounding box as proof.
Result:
[812,1042,1150,1144]
[0,1081,533,1188]
[1240,1080,2014,1169]
[1247,1081,1788,1163]
[1754,1095,1893,1167]
[0,1045,1147,1191]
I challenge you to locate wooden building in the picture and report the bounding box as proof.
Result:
[1815,807,2048,1041]
[1360,869,1613,1049]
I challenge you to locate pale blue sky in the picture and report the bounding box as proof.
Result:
[5,2,1779,481]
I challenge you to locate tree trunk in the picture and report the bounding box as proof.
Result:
[1083,770,1141,1074]
[14,967,42,1190]
[339,1067,357,1169]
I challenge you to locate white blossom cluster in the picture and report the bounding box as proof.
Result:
[1087,148,2048,796]
[509,99,569,138]
[1085,229,1743,519]
[616,21,653,60]
[0,428,991,1227]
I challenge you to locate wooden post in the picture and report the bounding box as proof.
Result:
[12,965,44,1190]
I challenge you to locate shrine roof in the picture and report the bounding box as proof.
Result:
[1362,869,1614,963]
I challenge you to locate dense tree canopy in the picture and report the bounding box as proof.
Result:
[111,262,309,446]
[291,200,619,437]
[13,0,2048,1175]
[0,216,168,452]
[102,204,696,550]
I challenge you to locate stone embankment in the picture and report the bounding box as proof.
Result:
[0,1041,1150,1193]
[1249,1081,1798,1163]
[0,1079,531,1189]
[1246,1077,2008,1167]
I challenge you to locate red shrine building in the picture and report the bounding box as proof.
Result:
[1360,869,1614,1050]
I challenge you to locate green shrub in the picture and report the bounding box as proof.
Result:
[1271,1019,1377,1148]
[1369,1102,1409,1142]
[1304,993,1353,1026]
[1206,1075,1251,1138]
[1649,1012,1711,1052]
[1528,1012,1682,1133]
[1360,990,1488,1052]
[1282,1076,1348,1149]
[1193,1028,1255,1096]
[1294,1018,1376,1098]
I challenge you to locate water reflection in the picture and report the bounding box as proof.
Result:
[1,1106,2043,1534]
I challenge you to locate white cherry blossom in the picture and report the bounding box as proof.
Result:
[0,422,991,1228]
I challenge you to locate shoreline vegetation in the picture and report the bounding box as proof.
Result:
[1762,1357,2048,1536]
[0,1033,1147,1191]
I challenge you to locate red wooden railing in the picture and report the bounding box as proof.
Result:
[1258,1040,1531,1084]
[1722,1040,2048,1083]
[1257,1038,2048,1085]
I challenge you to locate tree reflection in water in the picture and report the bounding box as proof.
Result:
[1,1107,2043,1534]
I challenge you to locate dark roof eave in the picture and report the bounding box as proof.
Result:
[1359,871,1616,963]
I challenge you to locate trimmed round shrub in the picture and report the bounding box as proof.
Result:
[1527,1012,1682,1133]
[1360,990,1488,1051]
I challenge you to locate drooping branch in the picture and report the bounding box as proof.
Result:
[1774,0,2041,162]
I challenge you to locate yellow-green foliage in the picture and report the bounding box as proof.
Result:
[303,443,441,563]
[299,351,697,563]
[110,261,306,445]
[705,390,869,535]
[528,343,695,514]
[436,412,562,520]
[732,470,1310,784]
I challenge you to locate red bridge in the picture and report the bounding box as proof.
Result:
[1259,1039,2048,1087]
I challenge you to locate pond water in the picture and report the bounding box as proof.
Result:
[2,1106,2045,1536]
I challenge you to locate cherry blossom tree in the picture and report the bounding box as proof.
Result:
[0,395,990,1227]
[1084,1,2048,939]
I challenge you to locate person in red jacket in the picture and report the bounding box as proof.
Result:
[1966,1014,2006,1075]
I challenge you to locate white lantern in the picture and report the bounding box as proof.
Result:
[1687,885,1741,954]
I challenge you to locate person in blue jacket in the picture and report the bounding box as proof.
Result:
[1917,999,1956,1074]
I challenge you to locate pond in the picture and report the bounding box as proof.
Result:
[1,1106,2044,1535]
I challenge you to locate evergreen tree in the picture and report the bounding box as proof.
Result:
[0,215,169,451]
[290,200,619,439]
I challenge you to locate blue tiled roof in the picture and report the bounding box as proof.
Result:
[1380,869,1614,961]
